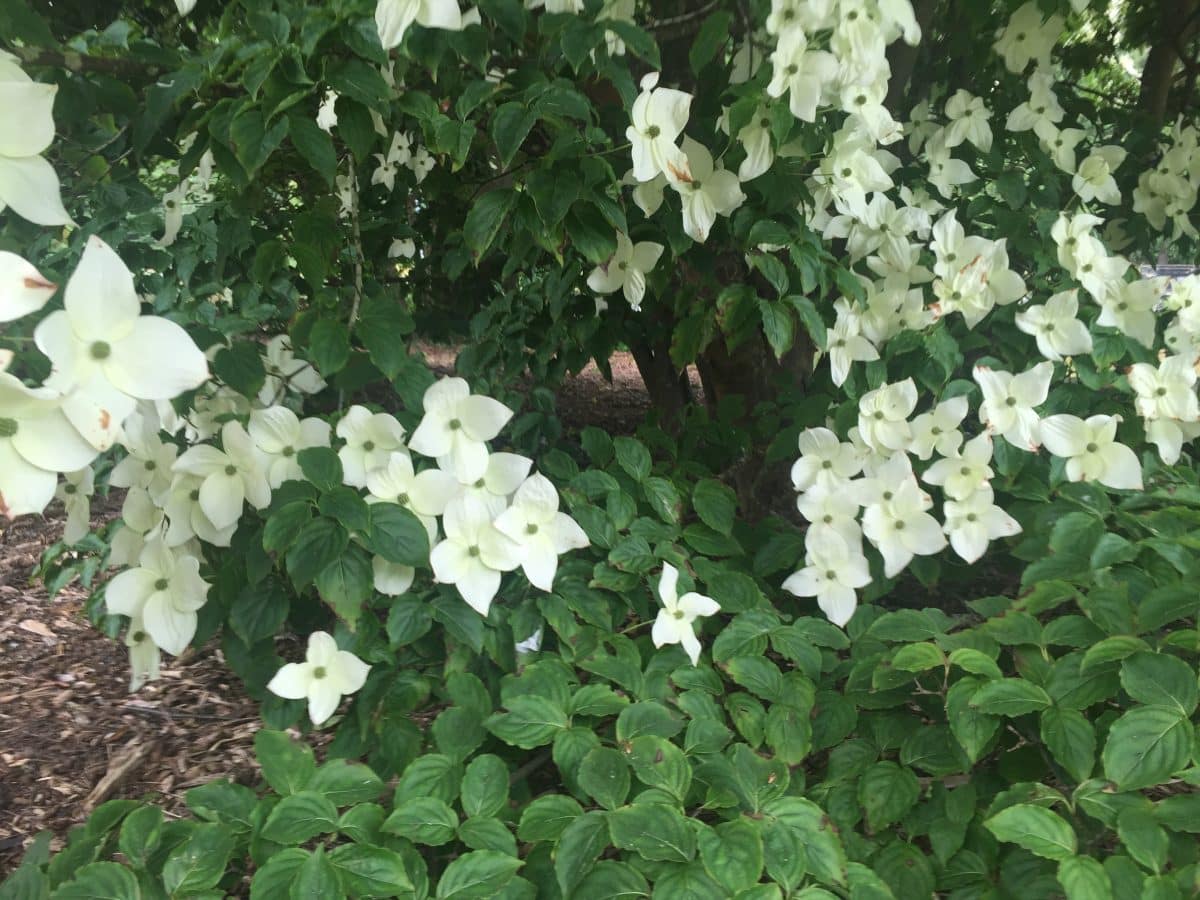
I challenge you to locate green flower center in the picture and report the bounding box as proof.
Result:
[786,64,799,75]
[873,410,885,420]
[1085,442,1099,453]
[966,513,978,522]
[90,341,112,360]
[363,440,376,451]
[882,490,893,501]
[224,464,237,476]
[397,492,410,505]
[154,578,169,591]
[822,514,833,524]
[448,419,461,431]
[821,459,832,468]
[760,117,770,128]
[825,570,837,580]
[313,666,327,679]
[283,446,295,457]
[64,484,78,495]
[1005,396,1017,407]
[474,478,486,488]
[673,609,685,619]
[132,630,146,643]
[646,125,661,138]
[189,489,200,501]
[468,545,480,557]
[894,520,906,530]
[959,466,970,476]
[526,523,539,534]
[0,418,17,438]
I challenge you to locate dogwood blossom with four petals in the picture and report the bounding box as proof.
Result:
[858,378,918,452]
[105,539,210,656]
[671,137,746,243]
[54,467,94,545]
[430,495,522,615]
[942,485,1022,563]
[1014,290,1094,361]
[908,396,968,460]
[249,406,332,488]
[783,528,870,627]
[651,563,719,665]
[1040,414,1143,490]
[365,451,460,541]
[626,73,692,184]
[587,232,664,311]
[1073,146,1126,204]
[336,406,407,488]
[791,426,864,491]
[493,473,590,591]
[861,479,947,577]
[34,237,209,451]
[408,377,513,481]
[172,420,271,531]
[267,631,371,725]
[974,362,1053,451]
[922,433,994,500]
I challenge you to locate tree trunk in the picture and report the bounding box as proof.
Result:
[1139,0,1200,128]
[628,334,694,431]
[884,0,939,114]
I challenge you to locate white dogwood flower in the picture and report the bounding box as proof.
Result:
[249,406,332,488]
[105,539,210,656]
[1145,418,1200,465]
[767,30,837,122]
[365,451,460,541]
[408,377,513,482]
[449,451,532,517]
[922,433,994,500]
[372,131,413,192]
[823,301,880,387]
[587,232,664,311]
[493,473,590,591]
[671,138,745,243]
[109,412,177,501]
[430,495,523,616]
[389,237,417,259]
[34,237,209,451]
[993,2,1062,73]
[0,372,99,518]
[974,361,1053,451]
[173,421,271,530]
[1097,278,1162,348]
[1014,290,1094,361]
[267,631,371,725]
[908,396,968,460]
[1035,121,1088,173]
[125,613,161,693]
[736,108,775,180]
[943,485,1022,563]
[858,378,918,453]
[109,487,165,569]
[626,73,692,184]
[1073,146,1126,205]
[162,473,236,548]
[54,467,94,545]
[795,483,863,549]
[337,406,407,488]
[408,145,435,182]
[651,563,719,665]
[861,479,947,578]
[1128,355,1199,422]
[924,130,976,199]
[782,528,870,627]
[791,426,864,492]
[259,334,326,405]
[0,251,56,322]
[176,0,198,13]
[157,183,186,248]
[943,90,993,153]
[0,52,71,225]
[1040,414,1143,490]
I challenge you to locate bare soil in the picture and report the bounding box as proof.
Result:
[0,348,676,875]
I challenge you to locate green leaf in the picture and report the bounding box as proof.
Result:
[395,754,462,804]
[262,791,340,844]
[250,847,309,898]
[288,113,337,185]
[1057,856,1113,900]
[461,755,510,818]
[763,797,847,886]
[117,806,162,868]
[892,642,947,672]
[314,543,374,627]
[327,57,392,109]
[328,844,414,896]
[577,747,631,810]
[608,804,697,863]
[491,102,538,168]
[969,679,1052,716]
[1040,707,1096,783]
[688,11,733,72]
[946,678,1000,763]
[1116,807,1168,873]
[699,818,763,892]
[486,695,569,748]
[457,817,517,855]
[858,762,919,831]
[50,862,139,899]
[626,736,692,801]
[614,437,652,482]
[319,487,371,534]
[948,647,1002,679]
[555,811,609,895]
[213,341,267,397]
[984,804,1077,861]
[1102,706,1193,791]
[1120,652,1198,716]
[291,846,344,899]
[230,579,291,646]
[309,759,385,805]
[255,730,316,795]
[518,794,583,842]
[230,108,290,175]
[764,703,813,765]
[437,850,523,899]
[643,476,682,524]
[365,502,430,566]
[464,189,517,263]
[309,317,351,376]
[382,797,460,846]
[359,297,415,379]
[693,478,736,536]
[1080,635,1150,671]
[298,447,344,492]
[287,517,349,587]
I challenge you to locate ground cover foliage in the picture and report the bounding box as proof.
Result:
[1,0,1200,896]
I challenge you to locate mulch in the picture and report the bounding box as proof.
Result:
[0,347,679,876]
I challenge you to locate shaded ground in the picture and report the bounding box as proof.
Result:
[0,347,672,874]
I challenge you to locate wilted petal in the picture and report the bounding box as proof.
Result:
[0,251,56,322]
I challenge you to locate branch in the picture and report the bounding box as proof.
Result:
[7,46,165,81]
